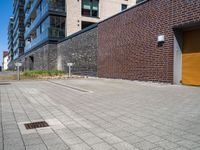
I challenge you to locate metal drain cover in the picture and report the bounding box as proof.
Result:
[24,121,49,130]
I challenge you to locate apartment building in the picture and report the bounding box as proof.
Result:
[23,0,136,53]
[8,17,14,62]
[24,0,66,53]
[9,0,136,70]
[13,0,25,60]
[66,0,136,36]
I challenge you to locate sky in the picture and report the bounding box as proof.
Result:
[0,0,13,65]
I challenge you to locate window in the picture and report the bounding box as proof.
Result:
[136,0,145,4]
[81,21,95,29]
[121,4,127,11]
[82,0,99,17]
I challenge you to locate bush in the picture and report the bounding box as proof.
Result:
[23,70,64,77]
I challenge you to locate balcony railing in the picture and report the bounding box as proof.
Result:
[24,6,48,39]
[25,29,48,52]
[24,0,30,11]
[24,0,38,25]
[25,27,65,52]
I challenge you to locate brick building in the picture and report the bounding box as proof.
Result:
[97,0,200,86]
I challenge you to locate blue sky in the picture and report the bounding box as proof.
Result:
[0,0,12,65]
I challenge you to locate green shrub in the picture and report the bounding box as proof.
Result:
[23,70,64,77]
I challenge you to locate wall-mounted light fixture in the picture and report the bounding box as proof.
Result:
[157,35,165,43]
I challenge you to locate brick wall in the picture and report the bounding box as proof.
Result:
[172,0,200,28]
[57,27,97,76]
[97,0,200,83]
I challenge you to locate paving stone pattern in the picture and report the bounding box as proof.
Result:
[0,78,200,150]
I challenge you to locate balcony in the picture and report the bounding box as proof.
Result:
[25,29,48,52]
[24,5,65,39]
[24,0,38,25]
[25,27,64,52]
[24,6,48,39]
[24,0,30,11]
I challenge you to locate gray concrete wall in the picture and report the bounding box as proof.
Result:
[173,30,183,84]
[23,44,58,71]
[57,27,98,76]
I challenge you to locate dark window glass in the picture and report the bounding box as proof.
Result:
[121,4,127,11]
[81,21,95,29]
[82,0,99,17]
[136,0,145,4]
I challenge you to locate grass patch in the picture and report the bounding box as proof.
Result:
[23,70,65,77]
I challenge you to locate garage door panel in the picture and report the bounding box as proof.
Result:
[182,29,200,86]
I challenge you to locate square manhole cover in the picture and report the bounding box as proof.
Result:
[24,121,49,130]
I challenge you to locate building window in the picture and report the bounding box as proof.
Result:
[82,0,99,17]
[81,21,95,29]
[136,0,145,4]
[121,4,127,11]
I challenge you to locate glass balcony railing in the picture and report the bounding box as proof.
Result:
[49,27,65,38]
[24,0,30,11]
[24,0,38,24]
[25,29,48,52]
[25,27,65,52]
[24,6,48,39]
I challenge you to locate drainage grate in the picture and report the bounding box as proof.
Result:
[24,121,49,130]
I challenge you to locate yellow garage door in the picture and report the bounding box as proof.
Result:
[182,29,200,86]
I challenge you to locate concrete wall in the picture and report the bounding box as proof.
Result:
[23,44,57,71]
[57,27,98,76]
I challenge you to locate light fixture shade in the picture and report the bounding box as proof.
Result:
[158,35,165,42]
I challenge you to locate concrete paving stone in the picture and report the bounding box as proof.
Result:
[171,147,190,150]
[113,142,139,150]
[26,144,48,150]
[143,135,164,143]
[155,140,180,149]
[22,133,41,139]
[59,132,78,140]
[113,131,133,138]
[135,140,158,150]
[182,134,200,142]
[160,134,183,142]
[72,127,90,134]
[82,136,103,145]
[176,140,200,149]
[4,144,25,150]
[78,132,95,139]
[124,135,144,144]
[96,132,114,138]
[37,128,54,135]
[43,136,64,146]
[151,147,165,150]
[47,143,69,150]
[92,142,113,150]
[40,133,59,140]
[23,137,44,146]
[62,136,83,145]
[70,143,92,150]
[104,136,124,144]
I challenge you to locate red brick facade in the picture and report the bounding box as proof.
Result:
[97,0,200,83]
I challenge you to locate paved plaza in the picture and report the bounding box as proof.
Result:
[0,78,200,150]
